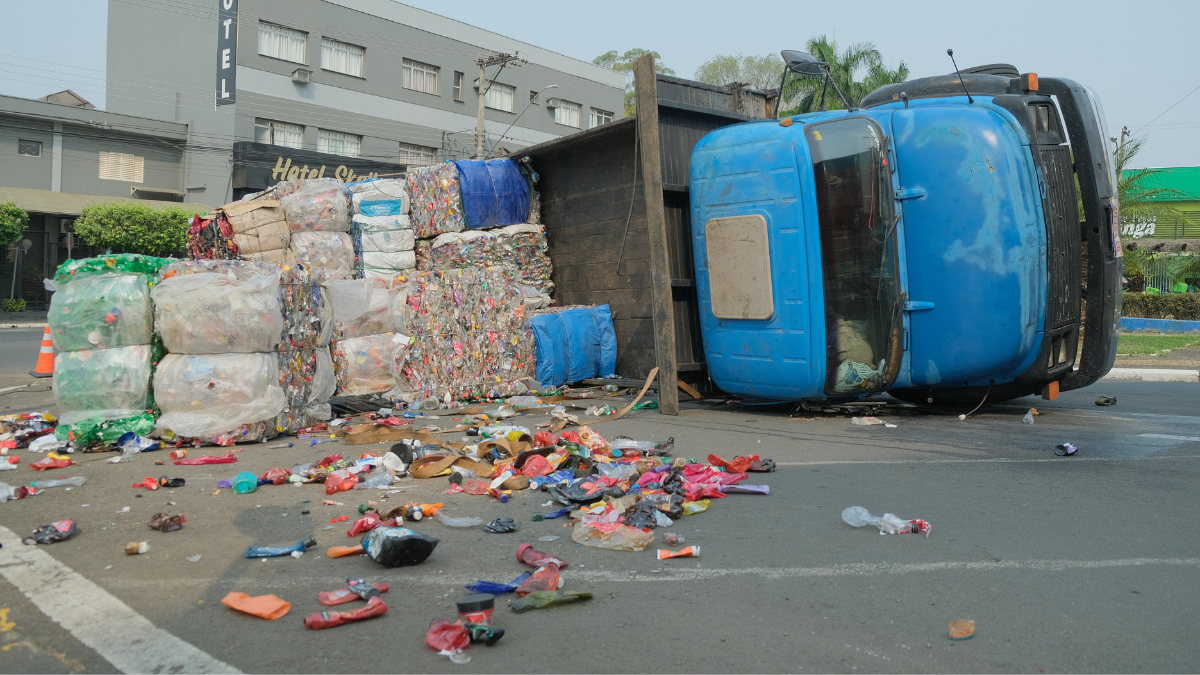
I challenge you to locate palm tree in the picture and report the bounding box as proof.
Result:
[1115,136,1188,222]
[780,36,909,115]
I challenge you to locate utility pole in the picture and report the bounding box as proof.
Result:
[474,52,526,158]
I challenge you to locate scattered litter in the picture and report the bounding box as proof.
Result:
[435,511,483,528]
[1095,395,1117,406]
[1055,442,1078,457]
[851,416,885,426]
[186,555,202,563]
[125,541,149,555]
[363,527,439,567]
[26,520,78,545]
[949,619,975,640]
[221,592,291,620]
[484,517,518,534]
[318,579,389,606]
[305,596,387,629]
[842,506,931,537]
[148,513,185,532]
[1022,408,1039,424]
[456,593,496,624]
[662,533,685,546]
[537,535,559,542]
[245,537,315,558]
[509,591,592,613]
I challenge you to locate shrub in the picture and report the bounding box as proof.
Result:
[0,201,29,248]
[1122,292,1200,321]
[74,203,204,257]
[1,298,27,312]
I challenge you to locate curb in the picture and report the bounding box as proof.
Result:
[1102,368,1200,382]
[1120,317,1200,333]
[2,324,49,329]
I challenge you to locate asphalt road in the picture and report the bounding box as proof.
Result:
[0,360,1197,672]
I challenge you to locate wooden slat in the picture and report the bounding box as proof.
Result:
[634,54,679,416]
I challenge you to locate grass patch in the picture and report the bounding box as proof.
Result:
[1117,333,1200,355]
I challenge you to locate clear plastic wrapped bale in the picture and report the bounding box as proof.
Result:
[349,178,410,216]
[280,178,351,232]
[288,231,355,280]
[406,163,465,238]
[53,345,153,425]
[332,333,401,395]
[324,279,402,338]
[352,214,416,279]
[46,273,155,351]
[153,260,284,354]
[154,353,286,440]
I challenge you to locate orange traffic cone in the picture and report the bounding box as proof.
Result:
[30,326,54,378]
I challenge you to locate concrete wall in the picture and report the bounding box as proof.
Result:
[0,119,54,190]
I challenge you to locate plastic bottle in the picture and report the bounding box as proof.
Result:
[354,472,395,490]
[509,591,593,613]
[841,506,932,536]
[303,595,388,630]
[0,457,19,471]
[851,417,885,426]
[232,471,258,494]
[245,536,317,558]
[381,452,406,474]
[31,476,87,489]
[506,396,541,407]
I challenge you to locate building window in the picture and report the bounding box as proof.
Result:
[590,108,614,128]
[402,59,439,95]
[554,100,581,128]
[321,38,364,77]
[254,118,304,149]
[399,142,436,168]
[530,90,539,103]
[18,140,42,157]
[98,151,144,183]
[318,129,362,158]
[258,22,307,64]
[453,72,463,101]
[484,82,515,112]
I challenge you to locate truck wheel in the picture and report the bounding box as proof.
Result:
[888,382,1033,409]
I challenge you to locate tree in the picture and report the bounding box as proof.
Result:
[780,36,909,115]
[0,201,29,248]
[1114,136,1198,292]
[74,202,204,257]
[694,53,783,91]
[593,49,676,116]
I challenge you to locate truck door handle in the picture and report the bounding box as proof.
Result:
[895,188,927,200]
[904,301,935,311]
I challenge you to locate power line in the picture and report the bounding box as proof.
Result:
[1133,82,1200,135]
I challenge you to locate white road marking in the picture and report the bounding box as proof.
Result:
[1102,368,1199,382]
[0,524,240,674]
[774,454,1200,466]
[1139,433,1200,442]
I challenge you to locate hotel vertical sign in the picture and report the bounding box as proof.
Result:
[215,0,238,105]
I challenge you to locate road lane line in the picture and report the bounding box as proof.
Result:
[1139,433,1200,442]
[0,525,240,674]
[774,455,1200,466]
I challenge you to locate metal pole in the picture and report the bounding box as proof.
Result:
[475,62,487,158]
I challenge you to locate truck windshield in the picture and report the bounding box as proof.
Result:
[805,117,901,395]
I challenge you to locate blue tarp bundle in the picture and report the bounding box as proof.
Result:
[453,159,530,230]
[529,306,617,386]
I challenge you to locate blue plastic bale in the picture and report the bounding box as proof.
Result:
[453,159,530,229]
[529,305,618,386]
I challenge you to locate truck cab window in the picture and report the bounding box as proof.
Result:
[805,117,901,395]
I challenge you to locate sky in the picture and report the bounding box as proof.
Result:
[2,0,1197,168]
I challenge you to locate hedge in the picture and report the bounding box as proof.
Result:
[1122,292,1200,321]
[74,202,205,257]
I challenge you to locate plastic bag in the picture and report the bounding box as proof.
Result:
[53,345,152,425]
[515,563,560,596]
[509,591,592,613]
[841,506,932,536]
[571,523,653,552]
[363,526,439,567]
[281,179,350,231]
[153,263,283,354]
[323,279,375,328]
[46,273,154,351]
[332,334,400,395]
[362,251,417,271]
[154,353,287,439]
[435,511,483,528]
[288,232,354,280]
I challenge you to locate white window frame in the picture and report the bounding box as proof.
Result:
[452,72,463,101]
[98,151,144,183]
[554,100,581,128]
[258,22,308,64]
[484,82,515,113]
[318,129,362,158]
[402,59,439,95]
[399,142,436,168]
[320,38,365,78]
[254,118,304,149]
[590,107,614,128]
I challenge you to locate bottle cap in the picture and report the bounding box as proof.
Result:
[456,593,495,613]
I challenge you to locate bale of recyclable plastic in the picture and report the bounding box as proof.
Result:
[406,163,465,238]
[220,200,291,262]
[276,346,336,433]
[281,179,350,232]
[288,231,354,280]
[54,412,156,446]
[46,273,154,351]
[454,159,530,230]
[395,329,535,400]
[53,254,170,285]
[528,305,617,386]
[362,251,416,273]
[53,345,153,424]
[155,353,287,438]
[349,179,410,216]
[414,224,553,295]
[278,264,333,350]
[153,261,283,354]
[332,334,401,395]
[352,215,415,252]
[401,268,528,337]
[324,279,400,338]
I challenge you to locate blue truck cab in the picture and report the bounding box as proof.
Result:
[689,67,1122,404]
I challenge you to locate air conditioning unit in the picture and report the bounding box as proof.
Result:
[291,68,312,84]
[545,97,561,108]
